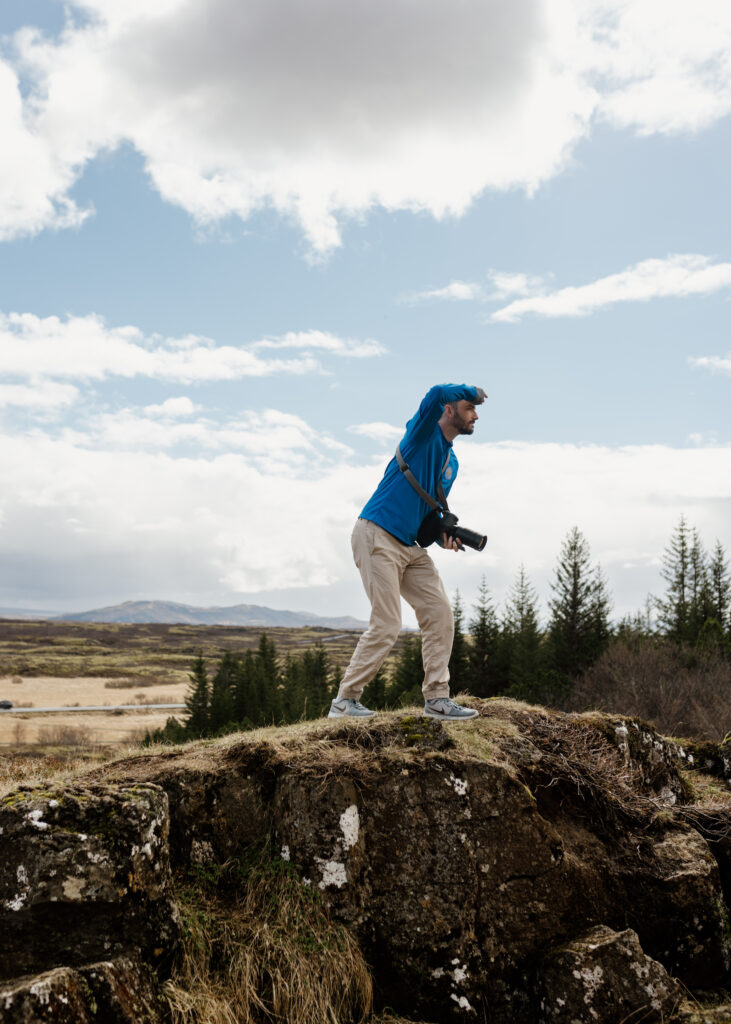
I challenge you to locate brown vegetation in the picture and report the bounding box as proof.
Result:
[570,638,731,742]
[166,852,372,1024]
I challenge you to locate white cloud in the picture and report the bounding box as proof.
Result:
[348,421,403,444]
[143,396,199,418]
[251,330,386,358]
[487,271,547,299]
[407,270,548,305]
[0,0,589,252]
[83,406,353,468]
[0,431,371,600]
[0,380,79,410]
[690,353,731,377]
[0,422,729,622]
[687,430,719,445]
[490,254,731,322]
[406,281,487,304]
[0,310,383,382]
[438,439,731,620]
[0,57,90,241]
[2,2,731,252]
[590,0,731,135]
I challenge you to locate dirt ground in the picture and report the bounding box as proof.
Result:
[0,674,186,744]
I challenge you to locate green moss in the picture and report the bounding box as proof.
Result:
[397,715,453,750]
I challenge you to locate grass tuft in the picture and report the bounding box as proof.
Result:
[166,848,373,1024]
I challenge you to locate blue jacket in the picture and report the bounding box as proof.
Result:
[360,384,480,545]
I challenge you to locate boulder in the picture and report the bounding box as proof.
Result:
[537,925,682,1023]
[621,828,730,986]
[0,783,179,980]
[92,709,730,1021]
[0,957,167,1024]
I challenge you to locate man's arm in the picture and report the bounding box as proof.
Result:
[405,384,485,445]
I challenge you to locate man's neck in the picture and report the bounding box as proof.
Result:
[438,414,459,442]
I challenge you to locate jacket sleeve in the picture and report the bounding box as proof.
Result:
[403,384,482,445]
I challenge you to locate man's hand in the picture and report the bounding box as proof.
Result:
[442,533,464,552]
[473,387,487,404]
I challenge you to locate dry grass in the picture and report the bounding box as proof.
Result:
[166,851,372,1024]
[104,676,181,689]
[474,699,693,840]
[36,723,95,747]
[0,674,188,745]
[0,746,123,798]
[0,709,186,745]
[689,773,731,808]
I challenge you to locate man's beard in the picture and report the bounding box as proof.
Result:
[457,419,475,435]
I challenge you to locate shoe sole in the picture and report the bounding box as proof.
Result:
[423,709,478,722]
[328,709,376,719]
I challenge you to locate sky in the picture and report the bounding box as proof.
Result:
[0,0,730,626]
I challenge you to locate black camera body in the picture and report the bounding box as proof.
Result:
[417,509,487,551]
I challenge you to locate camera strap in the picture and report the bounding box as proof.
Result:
[395,443,450,512]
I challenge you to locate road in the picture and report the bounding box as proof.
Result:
[0,704,186,713]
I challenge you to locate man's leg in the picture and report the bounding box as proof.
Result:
[399,548,453,701]
[336,520,405,701]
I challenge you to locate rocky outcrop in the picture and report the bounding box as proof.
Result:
[0,957,167,1024]
[1,701,730,1023]
[674,737,731,784]
[0,783,179,979]
[536,925,682,1023]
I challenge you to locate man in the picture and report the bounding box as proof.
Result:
[329,383,486,721]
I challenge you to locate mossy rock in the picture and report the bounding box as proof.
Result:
[397,715,454,750]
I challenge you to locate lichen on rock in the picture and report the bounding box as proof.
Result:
[537,925,682,1023]
[0,783,179,979]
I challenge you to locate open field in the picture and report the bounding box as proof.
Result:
[0,618,386,746]
[0,618,367,681]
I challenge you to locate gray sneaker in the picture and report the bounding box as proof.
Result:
[328,698,376,719]
[424,698,478,721]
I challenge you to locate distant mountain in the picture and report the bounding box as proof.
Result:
[54,599,368,630]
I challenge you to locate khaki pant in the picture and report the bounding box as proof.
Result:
[338,518,453,701]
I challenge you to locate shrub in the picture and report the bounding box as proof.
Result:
[569,637,731,741]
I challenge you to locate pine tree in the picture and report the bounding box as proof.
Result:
[361,665,389,709]
[468,576,503,697]
[185,653,210,737]
[503,565,544,702]
[390,634,423,707]
[695,616,725,656]
[548,527,611,677]
[300,644,332,719]
[254,633,281,724]
[209,651,237,732]
[708,540,731,636]
[656,515,692,644]
[281,653,305,723]
[588,564,612,658]
[448,590,470,695]
[687,528,713,642]
[233,649,258,726]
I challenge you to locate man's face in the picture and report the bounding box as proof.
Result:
[451,400,479,435]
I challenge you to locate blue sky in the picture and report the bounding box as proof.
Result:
[0,0,729,625]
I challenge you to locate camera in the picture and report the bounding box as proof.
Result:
[417,509,487,551]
